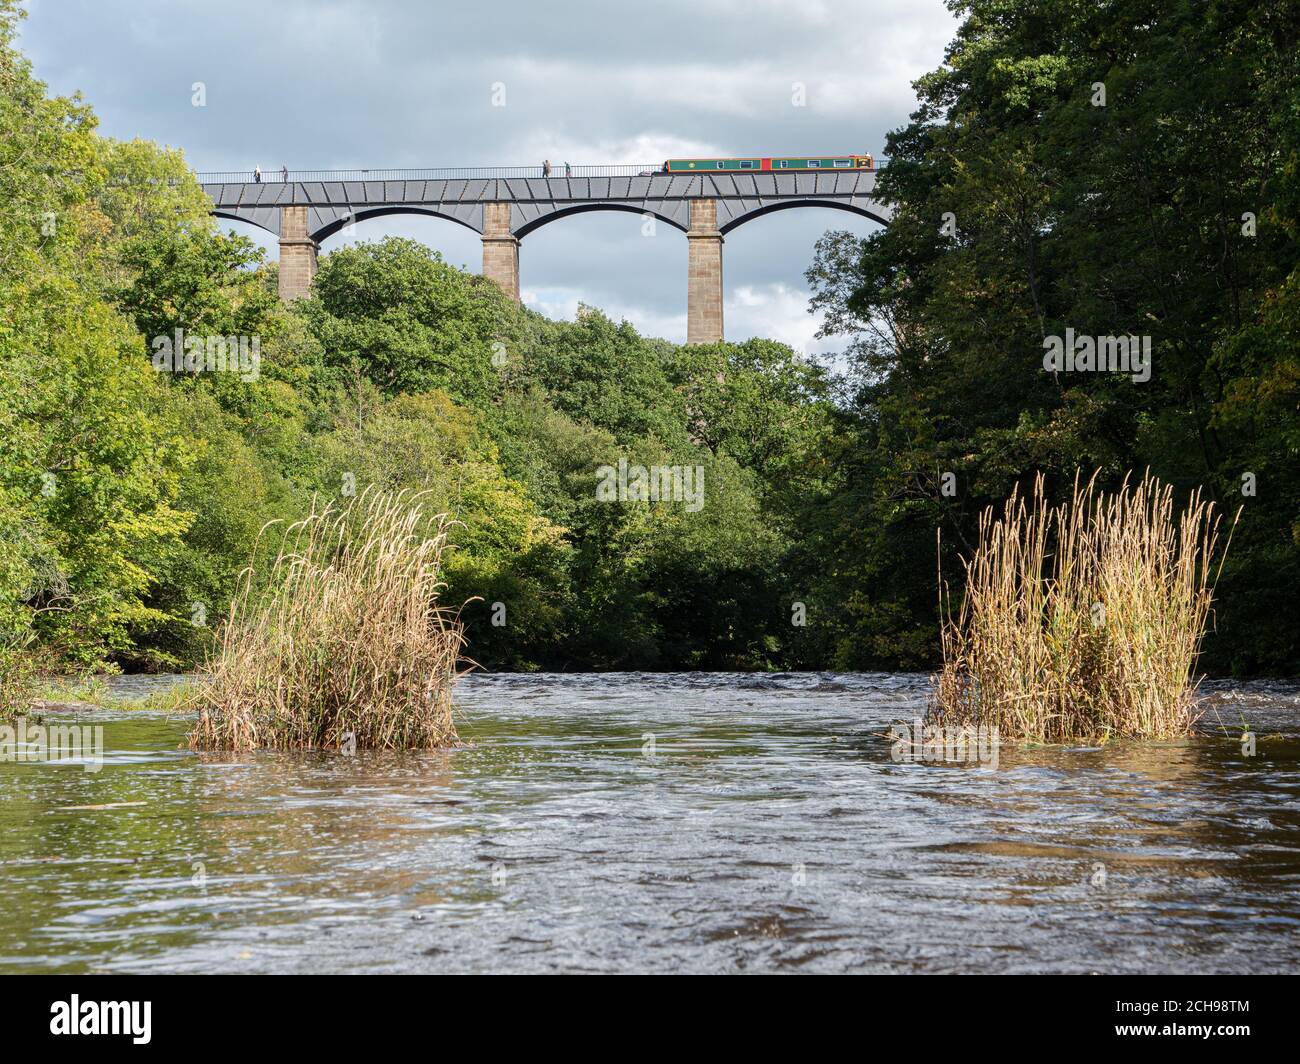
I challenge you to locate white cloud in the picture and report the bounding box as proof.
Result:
[523,286,688,343]
[729,283,822,354]
[509,131,725,169]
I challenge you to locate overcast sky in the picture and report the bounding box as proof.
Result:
[19,0,958,353]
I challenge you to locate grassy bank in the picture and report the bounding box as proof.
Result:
[933,472,1234,743]
[30,675,197,713]
[189,489,465,751]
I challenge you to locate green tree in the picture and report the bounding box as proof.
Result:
[804,0,1300,673]
[303,238,512,403]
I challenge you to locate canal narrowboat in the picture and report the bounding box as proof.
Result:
[662,155,874,173]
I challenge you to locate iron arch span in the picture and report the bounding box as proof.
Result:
[212,209,278,240]
[719,198,891,235]
[513,202,688,240]
[311,205,484,245]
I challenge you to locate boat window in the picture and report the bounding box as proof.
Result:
[833,159,851,168]
[807,160,821,168]
[740,160,754,169]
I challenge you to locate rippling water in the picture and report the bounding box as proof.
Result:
[2,672,1298,973]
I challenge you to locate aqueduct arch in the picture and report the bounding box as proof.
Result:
[201,166,893,343]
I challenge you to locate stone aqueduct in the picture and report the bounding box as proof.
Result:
[200,165,892,344]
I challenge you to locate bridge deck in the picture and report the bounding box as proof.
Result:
[202,170,891,240]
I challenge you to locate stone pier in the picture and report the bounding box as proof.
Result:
[482,202,520,301]
[278,206,318,301]
[686,199,724,344]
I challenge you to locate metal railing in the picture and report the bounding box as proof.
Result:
[196,164,665,184]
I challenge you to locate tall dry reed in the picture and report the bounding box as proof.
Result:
[934,472,1234,742]
[189,488,465,751]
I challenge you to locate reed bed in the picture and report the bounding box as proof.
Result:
[933,472,1233,743]
[189,488,465,751]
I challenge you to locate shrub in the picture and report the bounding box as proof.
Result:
[0,642,37,720]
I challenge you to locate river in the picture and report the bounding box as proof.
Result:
[2,671,1298,973]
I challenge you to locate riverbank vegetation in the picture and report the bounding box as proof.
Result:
[804,0,1299,678]
[934,474,1232,741]
[1,0,1297,699]
[0,645,37,720]
[32,674,196,713]
[189,490,463,751]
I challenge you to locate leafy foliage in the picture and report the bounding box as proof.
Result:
[1,0,1295,684]
[804,0,1300,675]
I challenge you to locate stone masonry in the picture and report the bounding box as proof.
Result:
[481,202,520,301]
[686,199,724,344]
[277,206,318,301]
